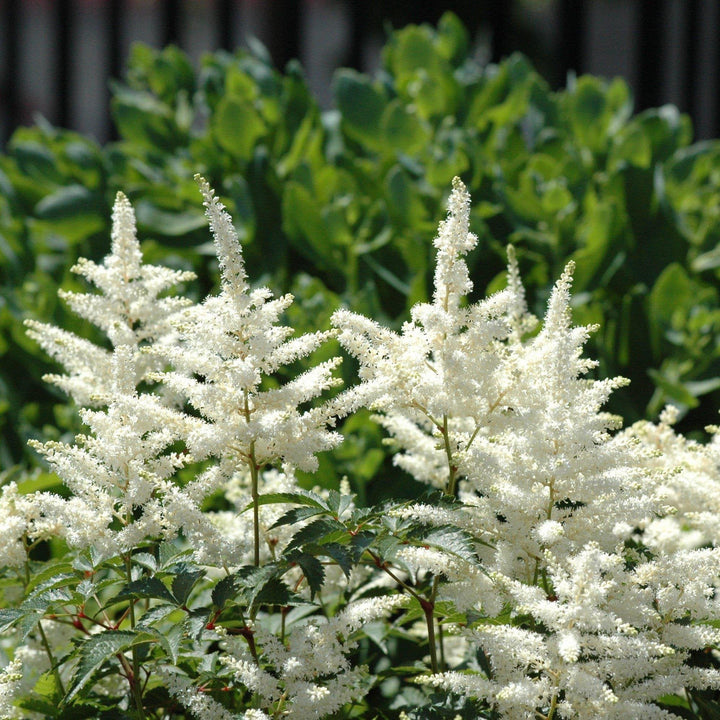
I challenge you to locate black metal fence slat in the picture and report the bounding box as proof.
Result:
[637,0,664,112]
[1,0,719,147]
[558,0,585,78]
[56,0,72,129]
[218,0,236,53]
[1,0,20,141]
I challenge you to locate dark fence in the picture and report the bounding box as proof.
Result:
[1,0,719,147]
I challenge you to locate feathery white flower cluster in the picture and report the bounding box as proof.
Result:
[159,669,239,720]
[26,345,202,559]
[20,179,349,566]
[624,408,720,553]
[14,174,720,719]
[0,657,22,720]
[25,192,195,407]
[334,178,720,718]
[157,176,344,475]
[219,595,404,719]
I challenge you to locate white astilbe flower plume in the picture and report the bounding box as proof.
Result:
[0,657,22,720]
[621,409,720,553]
[24,191,195,406]
[26,345,228,561]
[220,595,405,719]
[333,177,534,493]
[157,177,345,474]
[336,177,720,718]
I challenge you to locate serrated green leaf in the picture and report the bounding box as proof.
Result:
[349,531,376,562]
[252,491,328,511]
[24,561,75,595]
[325,489,355,518]
[0,607,26,633]
[171,569,204,606]
[32,669,61,703]
[251,576,301,609]
[212,573,245,609]
[158,622,183,665]
[157,543,193,570]
[136,623,179,665]
[421,526,479,564]
[132,553,157,573]
[183,610,209,642]
[65,630,155,704]
[317,542,354,577]
[111,577,176,606]
[135,603,178,628]
[288,552,325,598]
[284,517,346,554]
[269,505,326,530]
[373,534,404,563]
[17,696,61,716]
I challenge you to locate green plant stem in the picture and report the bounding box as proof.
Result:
[243,388,261,568]
[441,414,458,496]
[250,445,260,567]
[23,541,66,696]
[421,599,439,675]
[438,621,446,672]
[369,551,440,674]
[546,689,559,720]
[38,620,66,696]
[124,554,147,720]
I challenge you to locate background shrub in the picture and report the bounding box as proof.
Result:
[2,13,720,489]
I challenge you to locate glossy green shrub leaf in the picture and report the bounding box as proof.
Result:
[648,263,693,353]
[213,96,267,160]
[5,12,720,474]
[111,85,183,151]
[334,70,386,151]
[125,44,195,103]
[381,100,430,156]
[134,200,207,237]
[564,75,632,154]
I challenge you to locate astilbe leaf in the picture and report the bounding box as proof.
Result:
[65,629,154,704]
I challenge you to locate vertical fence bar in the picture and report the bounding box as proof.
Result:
[682,0,699,124]
[263,0,301,69]
[489,0,511,63]
[558,0,585,78]
[162,0,181,46]
[106,0,124,141]
[637,0,664,111]
[1,0,21,144]
[346,0,366,70]
[218,0,235,52]
[56,0,72,129]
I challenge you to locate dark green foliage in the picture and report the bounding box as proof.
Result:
[2,13,720,472]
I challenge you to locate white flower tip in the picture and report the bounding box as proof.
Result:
[659,404,680,427]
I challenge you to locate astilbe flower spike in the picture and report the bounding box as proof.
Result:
[156,176,347,564]
[24,191,195,407]
[335,177,720,719]
[26,344,210,561]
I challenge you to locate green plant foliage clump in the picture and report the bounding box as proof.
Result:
[2,12,720,474]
